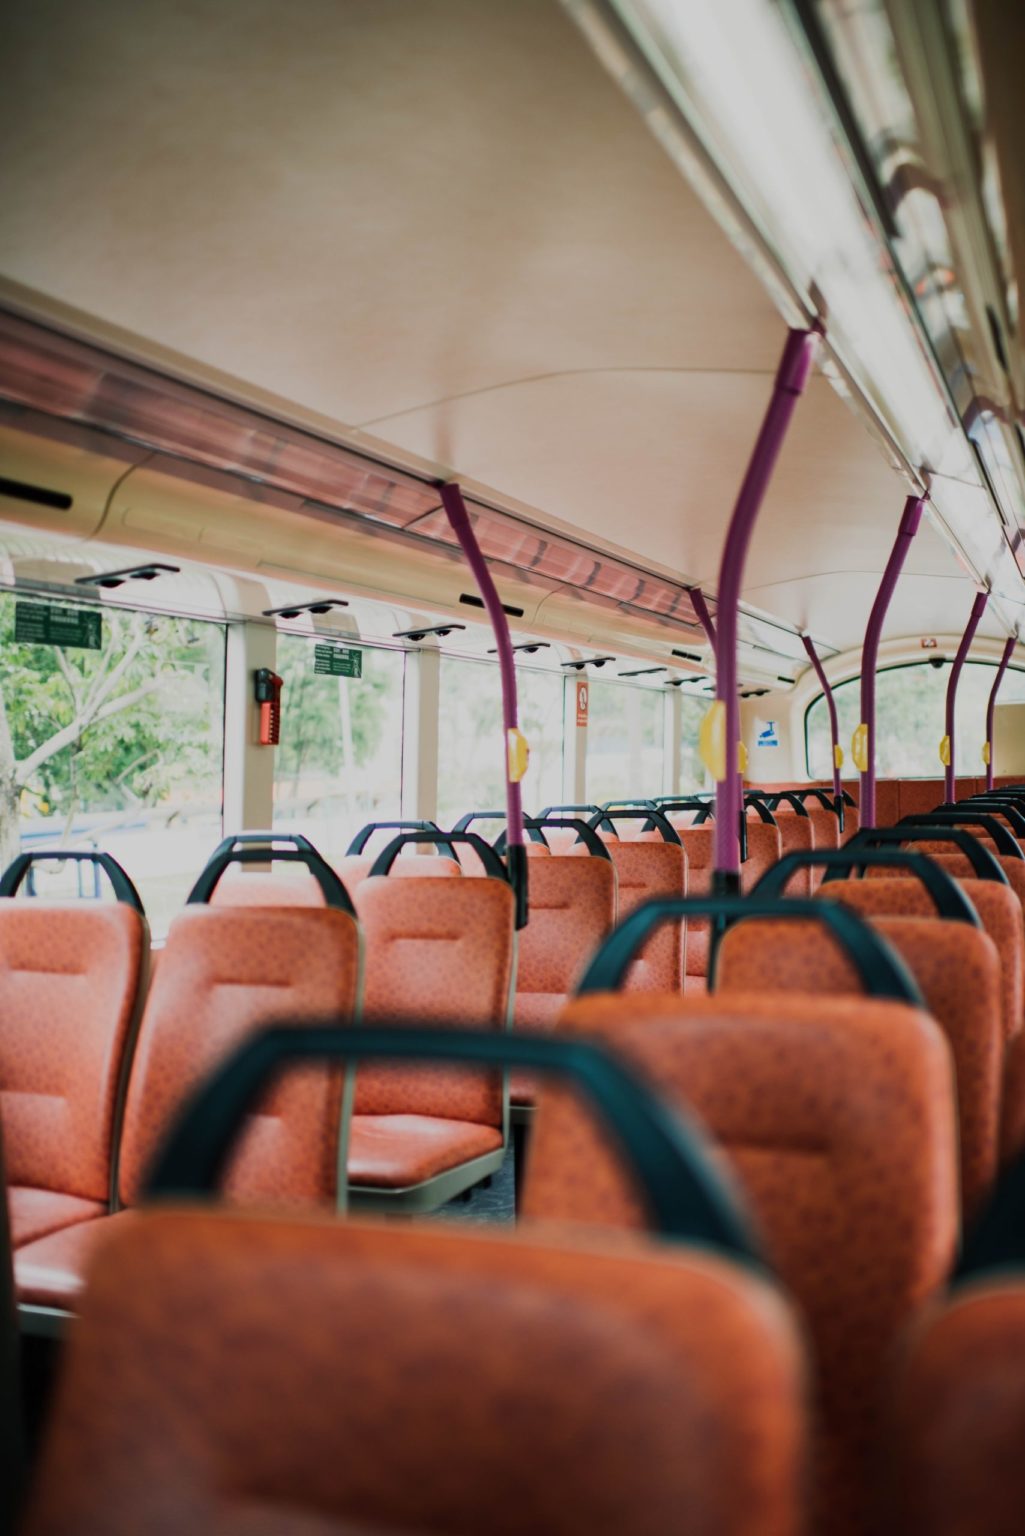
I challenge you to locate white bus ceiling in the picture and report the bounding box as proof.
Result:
[2,0,1021,669]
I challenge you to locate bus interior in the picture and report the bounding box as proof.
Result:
[2,1,1025,1532]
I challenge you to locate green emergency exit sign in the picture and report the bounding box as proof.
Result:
[313,644,362,678]
[14,602,102,650]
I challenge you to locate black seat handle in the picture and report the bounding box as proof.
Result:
[369,829,508,883]
[590,806,682,845]
[538,804,619,837]
[601,798,659,811]
[957,1145,1025,1277]
[756,791,810,818]
[143,1024,761,1264]
[496,817,612,861]
[206,830,318,858]
[845,825,1008,882]
[757,848,981,925]
[654,798,716,824]
[345,820,445,856]
[492,820,551,850]
[452,811,514,835]
[186,847,355,914]
[954,799,1025,836]
[899,811,1024,860]
[576,895,924,1004]
[0,850,144,912]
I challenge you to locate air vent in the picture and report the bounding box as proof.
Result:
[0,476,72,511]
[671,649,704,662]
[459,593,524,618]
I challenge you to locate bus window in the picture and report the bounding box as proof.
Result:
[0,594,225,934]
[272,636,404,860]
[806,660,1025,780]
[680,693,711,793]
[586,679,664,803]
[436,657,564,826]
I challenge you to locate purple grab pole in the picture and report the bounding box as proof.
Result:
[985,634,1017,790]
[713,327,820,887]
[858,495,924,828]
[801,635,842,801]
[944,589,989,802]
[691,588,717,650]
[439,482,528,926]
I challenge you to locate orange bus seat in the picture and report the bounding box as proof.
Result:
[22,1206,808,1536]
[13,903,361,1317]
[0,902,146,1249]
[523,991,957,1536]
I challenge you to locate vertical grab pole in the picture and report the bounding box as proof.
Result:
[690,589,745,858]
[801,634,844,830]
[711,326,820,891]
[984,634,1017,789]
[853,495,924,828]
[942,589,989,802]
[439,482,528,927]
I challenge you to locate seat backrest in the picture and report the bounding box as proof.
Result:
[116,907,361,1208]
[514,857,616,1031]
[820,873,1024,1045]
[24,1206,807,1536]
[0,904,146,1206]
[594,841,686,992]
[887,1279,1025,1536]
[768,810,814,893]
[716,914,1003,1220]
[209,871,327,906]
[523,991,958,1536]
[336,853,463,890]
[866,852,1025,1035]
[352,877,515,1123]
[673,825,782,980]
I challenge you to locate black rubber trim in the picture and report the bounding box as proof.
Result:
[591,806,682,845]
[576,895,924,1004]
[206,830,317,858]
[186,847,355,914]
[758,791,810,818]
[369,829,508,883]
[496,817,612,861]
[844,825,1008,883]
[0,850,144,912]
[452,811,506,834]
[899,811,1023,859]
[758,848,981,924]
[538,804,619,837]
[345,820,445,856]
[492,821,550,849]
[957,1150,1025,1276]
[958,799,1025,836]
[143,1024,761,1263]
[655,798,715,824]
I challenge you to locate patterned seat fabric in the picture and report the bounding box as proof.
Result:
[887,1281,1025,1536]
[22,1208,808,1536]
[349,877,515,1187]
[523,991,958,1536]
[569,841,686,991]
[13,905,362,1311]
[0,904,146,1248]
[511,854,616,1107]
[717,914,1003,1221]
[675,823,783,980]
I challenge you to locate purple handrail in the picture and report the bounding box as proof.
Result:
[439,482,527,924]
[801,634,842,800]
[713,327,820,884]
[985,634,1017,790]
[858,495,924,827]
[691,589,717,650]
[944,589,989,801]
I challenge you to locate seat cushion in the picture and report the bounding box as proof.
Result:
[8,1187,105,1249]
[347,1116,503,1188]
[16,1210,132,1311]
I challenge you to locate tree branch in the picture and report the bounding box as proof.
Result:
[16,679,163,785]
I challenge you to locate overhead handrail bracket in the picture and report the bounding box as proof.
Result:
[439,482,528,927]
[710,326,820,889]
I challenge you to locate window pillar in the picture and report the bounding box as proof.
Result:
[222,619,276,833]
[401,647,440,822]
[663,687,682,795]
